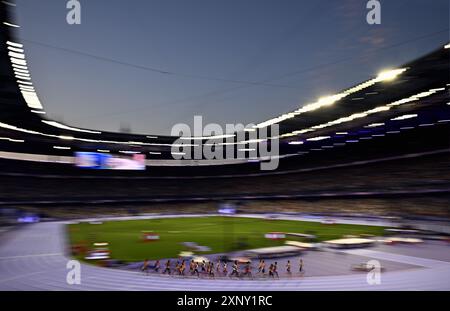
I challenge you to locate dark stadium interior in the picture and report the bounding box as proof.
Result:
[0,1,449,214]
[1,0,450,294]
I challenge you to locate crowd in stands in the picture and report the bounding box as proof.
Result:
[0,153,448,201]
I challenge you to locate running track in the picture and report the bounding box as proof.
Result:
[0,221,449,291]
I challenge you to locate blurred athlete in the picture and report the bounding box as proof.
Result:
[163,260,171,274]
[201,260,206,274]
[230,260,239,278]
[299,258,304,275]
[216,260,221,275]
[208,262,215,278]
[257,260,263,274]
[273,262,279,278]
[180,260,186,276]
[223,261,228,275]
[153,260,160,273]
[242,263,252,279]
[141,259,149,274]
[193,261,200,277]
[268,264,274,278]
[286,260,291,275]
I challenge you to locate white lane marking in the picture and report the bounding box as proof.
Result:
[342,249,450,268]
[0,253,63,260]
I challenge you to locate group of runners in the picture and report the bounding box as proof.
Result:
[141,257,304,279]
[256,259,304,277]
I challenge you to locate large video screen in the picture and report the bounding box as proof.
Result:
[74,152,146,170]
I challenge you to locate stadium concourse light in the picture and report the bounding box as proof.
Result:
[376,68,407,82]
[445,43,450,49]
[391,114,418,121]
[53,146,71,150]
[42,120,102,134]
[31,110,45,114]
[365,123,384,128]
[0,136,24,143]
[307,136,330,142]
[59,135,74,140]
[179,134,235,140]
[3,21,20,28]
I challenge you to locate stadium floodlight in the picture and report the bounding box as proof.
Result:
[146,136,158,139]
[254,68,404,129]
[288,141,304,145]
[390,114,418,121]
[21,91,42,109]
[335,132,348,135]
[10,57,27,66]
[237,148,256,152]
[128,141,145,145]
[14,68,30,75]
[179,134,235,140]
[279,86,443,138]
[239,138,266,144]
[31,110,46,114]
[97,149,110,153]
[365,123,384,128]
[17,79,33,85]
[149,151,161,155]
[0,137,24,143]
[6,40,23,48]
[429,88,446,92]
[2,1,16,7]
[307,136,330,142]
[59,135,74,140]
[376,68,407,82]
[292,129,314,135]
[367,106,390,113]
[53,146,71,150]
[445,43,450,49]
[13,63,28,70]
[119,150,140,154]
[15,73,31,79]
[0,120,181,147]
[42,120,102,134]
[7,46,24,53]
[3,21,20,28]
[8,51,25,59]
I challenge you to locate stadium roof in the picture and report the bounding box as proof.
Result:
[0,1,449,176]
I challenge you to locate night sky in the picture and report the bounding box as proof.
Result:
[13,0,449,135]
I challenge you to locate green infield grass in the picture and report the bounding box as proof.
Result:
[67,216,386,262]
